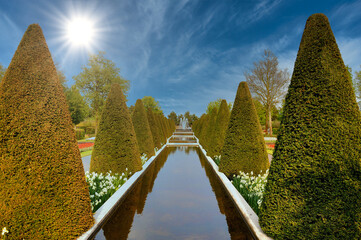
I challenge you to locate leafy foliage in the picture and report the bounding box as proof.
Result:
[90,83,142,174]
[206,98,232,114]
[142,96,162,114]
[74,51,129,131]
[259,14,361,239]
[66,85,89,125]
[219,82,269,176]
[168,111,178,124]
[0,24,93,239]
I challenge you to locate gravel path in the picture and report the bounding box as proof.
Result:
[82,155,91,173]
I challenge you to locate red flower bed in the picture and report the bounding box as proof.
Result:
[78,142,94,149]
[266,143,275,149]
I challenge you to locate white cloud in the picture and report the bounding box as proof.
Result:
[338,36,361,72]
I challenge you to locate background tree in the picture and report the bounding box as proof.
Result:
[66,85,89,125]
[0,63,7,82]
[244,49,290,135]
[168,111,178,125]
[207,99,232,114]
[353,66,361,104]
[74,51,129,133]
[142,96,163,114]
[183,111,198,126]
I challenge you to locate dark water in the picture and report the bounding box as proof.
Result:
[94,147,254,240]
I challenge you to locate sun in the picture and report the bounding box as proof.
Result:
[66,17,94,46]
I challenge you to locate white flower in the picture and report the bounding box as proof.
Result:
[2,227,9,235]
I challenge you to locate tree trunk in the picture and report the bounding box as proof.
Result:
[267,105,273,136]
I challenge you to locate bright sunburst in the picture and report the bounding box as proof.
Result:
[66,17,94,46]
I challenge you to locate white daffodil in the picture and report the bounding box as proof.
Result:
[2,227,9,235]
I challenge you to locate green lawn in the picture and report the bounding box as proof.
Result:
[81,150,92,157]
[78,139,95,143]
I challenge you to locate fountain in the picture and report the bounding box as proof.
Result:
[179,117,189,129]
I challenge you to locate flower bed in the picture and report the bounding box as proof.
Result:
[78,142,94,149]
[212,155,269,215]
[86,171,130,212]
[231,170,268,215]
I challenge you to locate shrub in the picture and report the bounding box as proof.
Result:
[132,99,155,158]
[208,99,230,157]
[199,114,210,149]
[204,107,218,152]
[75,128,85,140]
[146,108,162,149]
[259,14,361,239]
[90,84,142,174]
[0,24,93,239]
[219,82,269,176]
[155,114,166,144]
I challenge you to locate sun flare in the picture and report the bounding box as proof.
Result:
[66,17,94,46]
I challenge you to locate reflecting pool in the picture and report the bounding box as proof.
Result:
[94,147,254,240]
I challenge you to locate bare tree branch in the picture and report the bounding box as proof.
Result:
[244,49,290,135]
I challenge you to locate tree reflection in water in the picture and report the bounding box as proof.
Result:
[96,147,254,240]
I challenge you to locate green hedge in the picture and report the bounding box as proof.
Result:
[208,99,230,157]
[0,24,93,239]
[219,82,269,176]
[259,13,361,239]
[75,128,85,140]
[90,84,142,174]
[204,107,218,153]
[147,108,162,149]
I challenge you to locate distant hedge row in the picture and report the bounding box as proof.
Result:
[90,95,175,174]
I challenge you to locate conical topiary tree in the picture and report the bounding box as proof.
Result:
[259,14,361,239]
[90,84,142,174]
[219,82,269,176]
[132,99,155,158]
[155,114,166,144]
[147,107,162,149]
[199,114,210,149]
[208,99,230,157]
[194,114,206,137]
[192,119,199,134]
[0,24,94,239]
[204,107,218,152]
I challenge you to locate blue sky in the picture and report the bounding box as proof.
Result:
[1,0,361,116]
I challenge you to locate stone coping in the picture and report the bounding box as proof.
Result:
[196,138,273,240]
[78,139,170,240]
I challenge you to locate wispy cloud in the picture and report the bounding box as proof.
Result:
[338,37,361,72]
[331,0,361,27]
